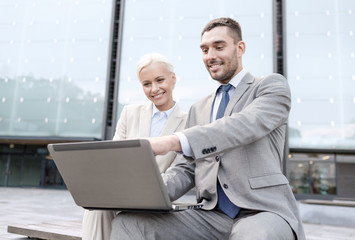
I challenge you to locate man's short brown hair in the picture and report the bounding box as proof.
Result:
[201,17,242,43]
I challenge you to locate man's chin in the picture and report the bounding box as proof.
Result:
[209,74,223,82]
[209,72,219,80]
[211,77,230,84]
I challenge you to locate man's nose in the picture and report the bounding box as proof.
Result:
[206,49,216,60]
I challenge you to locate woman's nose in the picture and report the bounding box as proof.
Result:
[151,82,159,92]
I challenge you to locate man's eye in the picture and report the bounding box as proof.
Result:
[143,83,151,87]
[202,49,208,54]
[157,78,164,82]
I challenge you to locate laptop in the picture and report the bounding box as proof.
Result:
[47,139,202,212]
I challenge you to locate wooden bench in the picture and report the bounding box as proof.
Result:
[7,221,82,240]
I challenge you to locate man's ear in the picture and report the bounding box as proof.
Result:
[237,41,246,56]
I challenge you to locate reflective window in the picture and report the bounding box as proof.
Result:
[336,155,355,198]
[0,144,64,187]
[286,0,355,150]
[117,0,273,115]
[288,153,336,195]
[0,155,9,186]
[0,0,113,138]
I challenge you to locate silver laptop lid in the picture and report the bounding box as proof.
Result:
[47,139,173,211]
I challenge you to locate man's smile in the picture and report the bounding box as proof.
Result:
[208,61,223,71]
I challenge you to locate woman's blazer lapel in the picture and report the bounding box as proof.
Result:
[160,105,186,136]
[138,102,153,137]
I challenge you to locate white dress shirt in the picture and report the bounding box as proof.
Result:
[150,103,176,137]
[176,69,247,157]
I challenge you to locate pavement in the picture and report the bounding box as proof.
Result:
[1,187,83,239]
[1,187,355,240]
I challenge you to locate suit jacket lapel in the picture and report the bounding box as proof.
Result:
[160,105,184,136]
[226,72,254,115]
[139,102,152,137]
[204,93,215,124]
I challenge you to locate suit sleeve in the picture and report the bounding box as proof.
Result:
[112,106,128,140]
[183,74,291,160]
[162,154,196,201]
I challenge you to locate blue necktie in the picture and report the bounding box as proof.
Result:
[216,84,233,119]
[215,84,240,219]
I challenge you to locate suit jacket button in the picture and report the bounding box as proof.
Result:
[223,184,228,189]
[215,156,220,162]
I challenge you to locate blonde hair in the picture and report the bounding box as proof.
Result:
[136,53,174,78]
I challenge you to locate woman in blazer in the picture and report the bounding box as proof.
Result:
[82,53,187,240]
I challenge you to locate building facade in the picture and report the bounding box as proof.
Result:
[0,0,354,199]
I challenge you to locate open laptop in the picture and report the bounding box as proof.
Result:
[47,139,202,212]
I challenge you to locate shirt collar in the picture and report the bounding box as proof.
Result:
[152,102,176,118]
[217,68,247,91]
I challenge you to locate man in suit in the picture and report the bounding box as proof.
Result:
[82,53,187,240]
[111,18,305,240]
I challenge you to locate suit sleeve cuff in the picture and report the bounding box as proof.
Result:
[174,132,193,157]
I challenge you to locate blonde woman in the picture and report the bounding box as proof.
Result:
[82,53,187,240]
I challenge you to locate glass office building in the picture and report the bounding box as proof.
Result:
[286,0,355,199]
[0,0,113,187]
[0,0,354,199]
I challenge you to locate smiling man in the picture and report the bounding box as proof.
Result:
[200,24,244,84]
[110,18,306,240]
